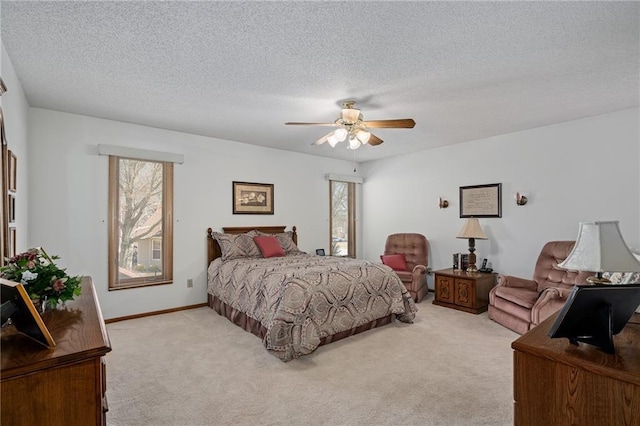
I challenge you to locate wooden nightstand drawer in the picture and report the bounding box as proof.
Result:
[433,269,496,314]
[454,278,475,308]
[435,275,454,304]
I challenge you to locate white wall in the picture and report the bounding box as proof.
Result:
[6,35,639,316]
[27,108,362,319]
[361,108,640,288]
[1,45,30,251]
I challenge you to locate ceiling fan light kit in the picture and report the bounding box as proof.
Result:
[349,137,361,150]
[286,101,415,150]
[341,102,361,123]
[356,129,371,144]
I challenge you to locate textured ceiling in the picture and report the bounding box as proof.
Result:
[1,1,638,163]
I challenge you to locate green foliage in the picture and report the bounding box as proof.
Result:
[1,248,82,309]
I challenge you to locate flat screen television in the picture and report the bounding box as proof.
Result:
[548,283,640,354]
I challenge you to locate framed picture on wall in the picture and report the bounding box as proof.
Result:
[8,227,15,258]
[0,108,5,146]
[459,183,502,218]
[232,181,274,214]
[8,150,16,192]
[8,194,15,223]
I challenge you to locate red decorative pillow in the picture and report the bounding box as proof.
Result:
[253,236,285,258]
[380,254,409,271]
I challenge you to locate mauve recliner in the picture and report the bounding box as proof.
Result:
[488,241,593,334]
[384,233,429,303]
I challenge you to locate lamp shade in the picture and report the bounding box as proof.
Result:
[327,132,339,147]
[558,221,640,273]
[348,136,361,150]
[456,218,488,240]
[334,128,348,142]
[355,129,371,144]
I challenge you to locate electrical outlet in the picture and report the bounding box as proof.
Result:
[187,278,193,288]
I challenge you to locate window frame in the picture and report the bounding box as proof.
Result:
[108,156,174,290]
[329,180,356,258]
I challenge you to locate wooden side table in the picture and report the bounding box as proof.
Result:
[433,268,496,314]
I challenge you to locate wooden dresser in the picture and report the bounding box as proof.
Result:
[1,277,112,426]
[512,310,640,426]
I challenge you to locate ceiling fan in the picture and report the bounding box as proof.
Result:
[285,100,415,149]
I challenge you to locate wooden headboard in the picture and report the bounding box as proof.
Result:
[206,226,298,265]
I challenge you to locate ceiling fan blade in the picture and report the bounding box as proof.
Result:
[362,119,416,129]
[285,122,336,126]
[312,133,330,145]
[368,133,384,146]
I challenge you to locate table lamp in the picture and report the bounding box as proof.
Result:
[558,221,640,284]
[457,217,488,272]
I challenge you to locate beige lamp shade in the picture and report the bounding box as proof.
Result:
[559,221,640,274]
[457,217,488,240]
[456,218,487,272]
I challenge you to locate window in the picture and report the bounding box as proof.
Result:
[108,156,173,290]
[330,180,355,257]
[151,239,162,261]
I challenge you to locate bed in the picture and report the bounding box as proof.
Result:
[206,226,416,361]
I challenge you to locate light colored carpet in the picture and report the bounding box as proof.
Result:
[106,296,518,426]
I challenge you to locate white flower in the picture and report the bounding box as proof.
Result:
[21,271,38,284]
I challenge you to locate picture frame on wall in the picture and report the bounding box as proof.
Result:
[459,183,502,218]
[8,194,15,223]
[9,227,15,258]
[232,181,274,215]
[0,108,6,146]
[8,150,16,192]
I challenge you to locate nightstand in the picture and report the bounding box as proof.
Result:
[433,268,497,314]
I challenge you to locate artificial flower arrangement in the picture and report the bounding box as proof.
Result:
[1,247,82,310]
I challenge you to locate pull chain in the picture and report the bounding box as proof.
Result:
[353,149,357,173]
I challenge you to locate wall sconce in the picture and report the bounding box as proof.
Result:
[515,192,528,206]
[438,197,449,209]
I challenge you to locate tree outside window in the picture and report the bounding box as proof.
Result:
[330,180,355,257]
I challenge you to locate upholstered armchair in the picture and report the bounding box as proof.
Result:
[488,241,593,334]
[382,233,428,303]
